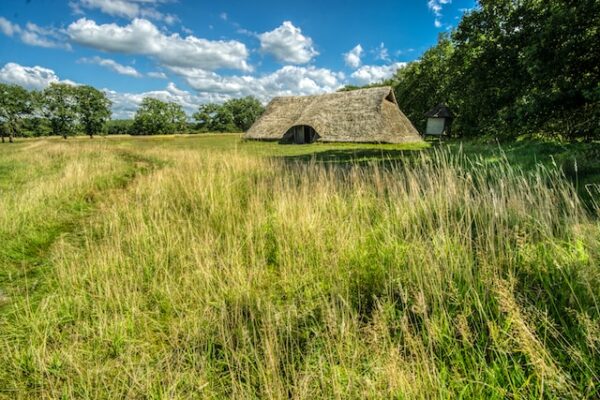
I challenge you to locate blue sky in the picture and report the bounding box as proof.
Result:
[0,0,476,117]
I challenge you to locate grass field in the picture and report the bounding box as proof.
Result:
[0,134,599,399]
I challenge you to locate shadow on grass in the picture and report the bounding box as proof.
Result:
[279,148,424,166]
[279,141,600,213]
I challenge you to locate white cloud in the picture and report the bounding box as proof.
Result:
[148,71,167,79]
[169,65,344,102]
[0,18,71,50]
[67,18,251,72]
[219,12,228,21]
[79,56,142,77]
[428,0,452,27]
[71,0,177,24]
[0,17,20,36]
[344,44,363,69]
[105,82,204,118]
[0,62,76,90]
[376,42,390,61]
[350,63,406,85]
[0,62,197,118]
[259,21,318,64]
[0,59,410,120]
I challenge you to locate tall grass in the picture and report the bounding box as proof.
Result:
[1,141,598,398]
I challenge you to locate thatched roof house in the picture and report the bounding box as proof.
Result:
[244,86,421,144]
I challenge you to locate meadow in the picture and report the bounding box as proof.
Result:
[0,134,598,399]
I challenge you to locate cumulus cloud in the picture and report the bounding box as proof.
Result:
[0,18,71,50]
[259,21,318,64]
[147,71,167,79]
[71,0,177,24]
[344,44,363,69]
[169,65,344,102]
[0,62,199,118]
[0,58,407,119]
[350,63,406,85]
[428,0,452,27]
[79,56,141,77]
[67,18,251,72]
[0,62,76,90]
[105,82,209,118]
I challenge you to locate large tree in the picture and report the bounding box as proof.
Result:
[166,102,187,133]
[223,97,265,131]
[193,103,226,132]
[0,83,33,143]
[132,97,187,135]
[41,83,78,139]
[75,85,112,138]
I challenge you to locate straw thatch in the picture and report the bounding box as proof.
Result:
[244,86,422,143]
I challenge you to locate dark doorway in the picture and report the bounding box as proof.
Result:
[281,125,319,144]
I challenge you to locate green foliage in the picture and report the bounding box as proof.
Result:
[0,83,34,143]
[41,83,79,139]
[391,0,600,140]
[393,36,454,133]
[193,103,227,132]
[20,117,52,137]
[74,85,112,138]
[225,97,265,131]
[193,96,264,132]
[0,84,111,140]
[132,98,187,135]
[106,119,134,135]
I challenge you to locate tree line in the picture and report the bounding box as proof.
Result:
[129,96,264,135]
[385,0,600,140]
[0,82,265,141]
[0,83,111,142]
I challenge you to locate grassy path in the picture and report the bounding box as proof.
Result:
[0,141,163,331]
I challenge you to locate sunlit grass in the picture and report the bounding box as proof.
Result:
[0,136,598,398]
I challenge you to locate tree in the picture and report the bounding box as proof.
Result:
[193,103,223,132]
[166,102,187,133]
[210,106,235,132]
[390,0,600,140]
[193,97,264,133]
[106,119,134,135]
[41,83,78,139]
[132,97,187,135]
[0,83,33,143]
[223,97,265,131]
[75,85,111,138]
[392,36,454,134]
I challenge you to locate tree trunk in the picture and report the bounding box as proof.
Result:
[90,133,94,139]
[9,133,13,143]
[63,134,67,140]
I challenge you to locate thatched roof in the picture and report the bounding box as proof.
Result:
[244,86,422,143]
[424,103,453,118]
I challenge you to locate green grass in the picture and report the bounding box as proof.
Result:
[0,134,598,399]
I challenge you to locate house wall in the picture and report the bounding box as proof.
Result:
[426,118,446,135]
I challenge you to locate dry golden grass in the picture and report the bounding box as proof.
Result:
[0,138,598,399]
